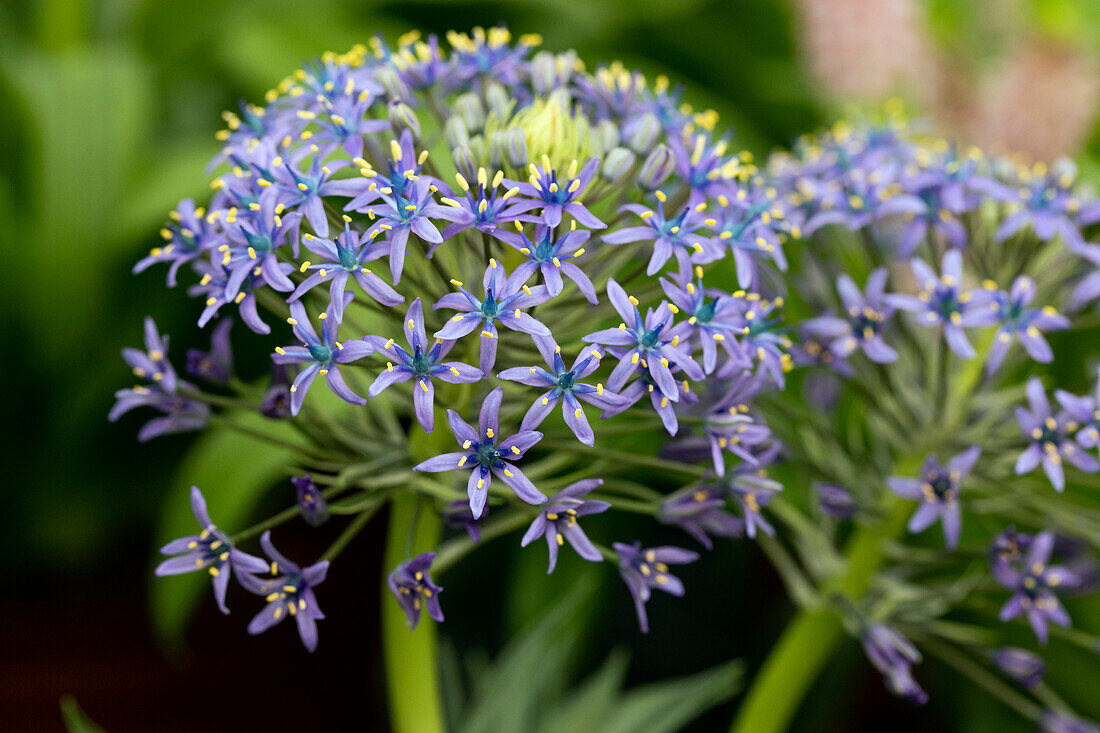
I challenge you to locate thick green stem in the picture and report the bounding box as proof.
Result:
[382,492,445,733]
[730,499,911,733]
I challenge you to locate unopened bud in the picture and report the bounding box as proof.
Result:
[452,145,478,182]
[637,143,675,190]
[453,93,485,133]
[595,119,620,153]
[626,112,661,154]
[601,147,636,183]
[372,67,410,103]
[388,100,421,138]
[489,128,527,169]
[443,116,469,149]
[485,82,512,120]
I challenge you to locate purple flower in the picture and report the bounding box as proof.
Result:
[433,259,551,375]
[803,269,898,364]
[995,166,1088,252]
[498,335,628,446]
[520,479,609,573]
[729,469,783,538]
[722,294,792,387]
[814,482,858,520]
[359,178,464,284]
[506,224,597,302]
[1055,368,1100,450]
[219,188,302,297]
[601,371,692,436]
[294,80,390,160]
[503,156,604,229]
[994,531,1080,644]
[237,531,329,652]
[992,647,1045,689]
[413,387,546,518]
[696,375,772,476]
[582,278,703,401]
[888,249,995,358]
[343,130,439,211]
[268,157,360,238]
[669,132,731,195]
[135,199,216,286]
[986,276,1069,374]
[109,318,210,441]
[658,484,743,549]
[436,168,525,251]
[272,297,375,415]
[388,552,444,629]
[259,362,292,419]
[862,624,928,704]
[190,260,286,335]
[710,187,791,288]
[602,192,721,276]
[887,446,980,550]
[289,224,404,322]
[446,27,538,88]
[1015,378,1099,491]
[661,267,751,374]
[155,486,268,614]
[443,499,481,542]
[293,474,329,527]
[365,298,482,432]
[1039,711,1100,733]
[186,318,233,384]
[878,184,967,257]
[613,541,699,633]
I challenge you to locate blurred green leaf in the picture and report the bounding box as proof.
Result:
[60,695,109,733]
[150,410,296,650]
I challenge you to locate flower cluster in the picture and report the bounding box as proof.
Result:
[116,29,1100,729]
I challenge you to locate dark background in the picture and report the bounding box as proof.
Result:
[3,0,1100,730]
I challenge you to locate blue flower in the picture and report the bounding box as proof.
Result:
[804,269,898,364]
[506,223,597,302]
[365,298,482,432]
[1015,378,1098,491]
[413,387,546,518]
[993,531,1081,645]
[658,484,744,549]
[293,474,329,527]
[888,249,996,358]
[986,275,1069,374]
[238,531,330,652]
[521,480,609,573]
[661,266,752,374]
[185,318,234,384]
[219,187,302,297]
[433,259,552,375]
[155,486,268,613]
[992,647,1045,689]
[887,446,980,550]
[272,297,375,414]
[388,552,444,629]
[436,168,525,252]
[290,222,405,322]
[135,199,216,286]
[503,156,605,229]
[603,192,721,276]
[862,624,927,704]
[499,335,628,446]
[613,542,698,633]
[582,278,704,401]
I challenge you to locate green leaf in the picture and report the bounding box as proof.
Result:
[149,410,297,651]
[60,695,109,733]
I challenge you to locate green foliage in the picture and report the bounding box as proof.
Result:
[446,581,743,733]
[60,695,109,733]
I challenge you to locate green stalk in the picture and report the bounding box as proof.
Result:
[382,491,445,733]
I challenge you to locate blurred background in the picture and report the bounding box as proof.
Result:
[3,0,1100,730]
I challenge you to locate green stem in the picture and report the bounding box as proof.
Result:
[382,491,445,733]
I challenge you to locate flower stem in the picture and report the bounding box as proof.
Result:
[382,491,445,733]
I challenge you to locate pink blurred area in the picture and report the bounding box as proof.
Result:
[792,0,1100,160]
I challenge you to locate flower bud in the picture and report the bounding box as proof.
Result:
[484,81,512,120]
[637,143,675,190]
[489,128,527,169]
[452,144,478,182]
[626,112,661,154]
[294,474,329,527]
[372,66,410,103]
[595,119,620,153]
[530,51,558,95]
[388,100,421,139]
[452,93,485,133]
[443,116,469,149]
[993,648,1045,689]
[601,147,635,183]
[814,482,858,520]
